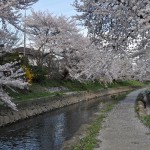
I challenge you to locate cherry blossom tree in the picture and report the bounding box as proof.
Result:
[73,0,149,43]
[72,0,150,82]
[68,43,133,86]
[25,10,88,78]
[0,0,38,110]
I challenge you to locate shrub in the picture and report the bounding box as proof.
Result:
[23,66,34,83]
[30,66,47,83]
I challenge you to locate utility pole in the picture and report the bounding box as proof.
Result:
[24,9,26,57]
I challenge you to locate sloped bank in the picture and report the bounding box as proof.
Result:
[136,93,148,117]
[0,87,133,127]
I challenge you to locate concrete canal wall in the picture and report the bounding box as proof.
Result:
[0,87,133,127]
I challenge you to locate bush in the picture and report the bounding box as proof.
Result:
[30,66,47,83]
[1,52,20,65]
[23,66,34,83]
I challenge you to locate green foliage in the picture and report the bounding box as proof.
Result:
[8,82,65,102]
[108,80,145,88]
[0,52,30,66]
[143,81,150,85]
[40,79,104,91]
[31,66,47,83]
[73,114,105,150]
[9,79,144,102]
[0,52,20,65]
[21,56,29,66]
[11,90,64,102]
[42,79,144,91]
[13,92,54,101]
[141,115,150,128]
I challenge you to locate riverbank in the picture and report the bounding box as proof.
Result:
[9,80,145,102]
[0,87,133,127]
[62,93,128,150]
[136,89,150,128]
[62,87,150,150]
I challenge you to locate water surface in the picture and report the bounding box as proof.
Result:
[0,97,110,150]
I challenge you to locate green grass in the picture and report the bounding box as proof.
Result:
[8,79,144,102]
[7,85,64,102]
[73,114,105,150]
[33,79,145,91]
[12,92,64,102]
[108,80,145,88]
[141,115,150,128]
[39,79,104,91]
[73,93,128,150]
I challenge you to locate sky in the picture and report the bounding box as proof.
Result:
[29,0,77,17]
[24,0,87,36]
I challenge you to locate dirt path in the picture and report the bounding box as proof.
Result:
[95,89,150,150]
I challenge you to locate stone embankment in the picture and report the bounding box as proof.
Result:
[0,87,133,127]
[136,91,150,117]
[136,93,147,117]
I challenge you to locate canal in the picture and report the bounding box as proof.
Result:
[0,96,111,150]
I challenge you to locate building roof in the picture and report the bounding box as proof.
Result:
[13,47,36,56]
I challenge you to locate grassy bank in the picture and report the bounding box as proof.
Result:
[9,80,145,102]
[137,112,150,129]
[72,93,128,150]
[32,79,145,91]
[141,116,150,128]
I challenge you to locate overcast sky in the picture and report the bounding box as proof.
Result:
[30,0,76,17]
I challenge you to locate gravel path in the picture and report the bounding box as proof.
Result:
[95,89,150,150]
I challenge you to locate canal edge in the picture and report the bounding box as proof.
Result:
[0,87,134,127]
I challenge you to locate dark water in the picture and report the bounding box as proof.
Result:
[0,97,110,150]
